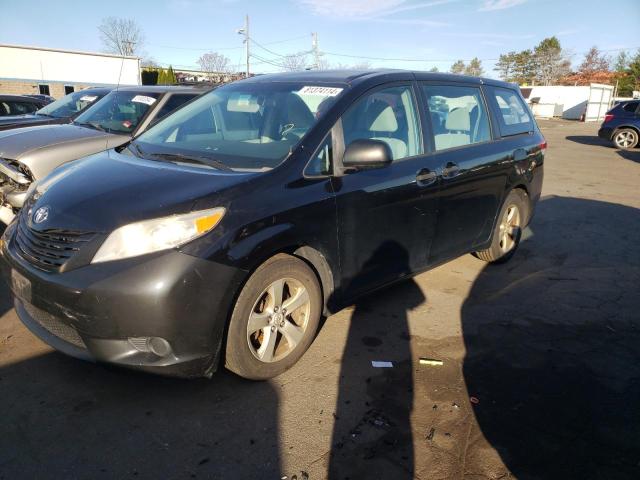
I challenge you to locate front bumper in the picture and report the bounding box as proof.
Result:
[0,223,246,377]
[598,126,614,141]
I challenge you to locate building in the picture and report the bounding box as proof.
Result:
[0,44,140,99]
[520,83,614,122]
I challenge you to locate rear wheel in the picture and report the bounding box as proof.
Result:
[474,189,529,264]
[613,128,639,149]
[225,254,322,380]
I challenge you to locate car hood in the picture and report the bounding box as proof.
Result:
[0,124,112,159]
[0,124,127,179]
[30,150,256,233]
[0,114,63,130]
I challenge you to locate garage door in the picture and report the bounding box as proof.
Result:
[585,83,614,122]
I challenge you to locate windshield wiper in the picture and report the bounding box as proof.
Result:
[75,121,107,132]
[149,152,233,172]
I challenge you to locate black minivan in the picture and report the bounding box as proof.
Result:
[0,70,544,379]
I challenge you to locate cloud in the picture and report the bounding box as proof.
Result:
[298,0,405,17]
[297,0,456,18]
[478,0,527,11]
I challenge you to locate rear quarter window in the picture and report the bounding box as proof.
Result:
[487,86,533,137]
[622,102,639,113]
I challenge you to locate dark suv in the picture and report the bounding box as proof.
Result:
[598,100,640,149]
[0,70,545,379]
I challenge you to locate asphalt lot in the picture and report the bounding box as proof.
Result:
[1,119,639,480]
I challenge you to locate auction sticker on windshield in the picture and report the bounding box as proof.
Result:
[131,95,157,106]
[80,95,98,102]
[297,86,343,97]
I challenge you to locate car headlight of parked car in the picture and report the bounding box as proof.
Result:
[91,207,225,263]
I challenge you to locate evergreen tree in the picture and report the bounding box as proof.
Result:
[533,37,571,85]
[464,57,484,77]
[167,65,176,85]
[450,60,465,75]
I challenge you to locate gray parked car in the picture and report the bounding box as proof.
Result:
[0,85,208,224]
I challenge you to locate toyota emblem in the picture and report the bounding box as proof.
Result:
[33,206,50,224]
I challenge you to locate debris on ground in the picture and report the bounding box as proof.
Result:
[426,427,435,441]
[470,396,480,405]
[371,361,393,368]
[419,357,444,366]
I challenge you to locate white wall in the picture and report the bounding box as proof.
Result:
[526,85,591,119]
[0,44,140,86]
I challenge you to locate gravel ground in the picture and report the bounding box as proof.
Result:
[0,119,639,480]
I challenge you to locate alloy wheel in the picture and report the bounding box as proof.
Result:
[247,277,311,363]
[614,131,636,148]
[498,204,521,253]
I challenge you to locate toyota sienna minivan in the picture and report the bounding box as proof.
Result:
[0,70,545,379]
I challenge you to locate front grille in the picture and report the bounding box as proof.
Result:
[22,301,86,349]
[15,214,95,272]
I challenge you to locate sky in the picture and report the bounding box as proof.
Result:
[1,0,639,78]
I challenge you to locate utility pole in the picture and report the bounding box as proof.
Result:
[237,15,250,78]
[312,32,320,70]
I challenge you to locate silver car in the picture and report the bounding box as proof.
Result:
[0,85,208,224]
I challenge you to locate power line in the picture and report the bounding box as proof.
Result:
[148,34,310,52]
[250,37,311,58]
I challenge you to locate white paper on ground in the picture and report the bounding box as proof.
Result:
[371,361,393,368]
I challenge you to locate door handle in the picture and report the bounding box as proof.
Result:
[442,162,460,179]
[416,168,437,186]
[513,148,528,162]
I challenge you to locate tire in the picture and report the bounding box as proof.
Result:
[613,128,639,150]
[225,253,322,380]
[474,189,529,264]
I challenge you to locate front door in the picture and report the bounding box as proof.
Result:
[331,83,440,299]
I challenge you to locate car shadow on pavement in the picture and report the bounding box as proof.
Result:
[328,242,423,479]
[615,149,640,164]
[462,195,640,479]
[0,351,282,478]
[565,135,612,147]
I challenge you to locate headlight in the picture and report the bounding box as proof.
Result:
[91,207,225,264]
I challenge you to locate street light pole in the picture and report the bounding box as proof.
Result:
[237,15,250,78]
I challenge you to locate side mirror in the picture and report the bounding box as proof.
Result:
[342,139,392,169]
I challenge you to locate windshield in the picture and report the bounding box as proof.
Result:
[36,90,104,118]
[133,82,344,171]
[74,91,160,134]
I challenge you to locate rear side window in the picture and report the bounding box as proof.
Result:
[421,84,491,151]
[341,85,423,161]
[487,86,532,137]
[622,102,639,113]
[154,94,198,121]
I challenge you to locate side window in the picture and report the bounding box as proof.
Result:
[155,94,197,121]
[8,102,33,115]
[487,86,532,137]
[341,85,422,161]
[422,84,491,151]
[305,133,332,176]
[622,102,639,113]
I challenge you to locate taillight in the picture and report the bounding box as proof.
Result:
[540,140,547,155]
[604,114,614,122]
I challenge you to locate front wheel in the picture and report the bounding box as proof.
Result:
[474,189,529,264]
[613,128,639,149]
[225,254,322,380]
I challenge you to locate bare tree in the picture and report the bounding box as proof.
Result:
[197,52,231,81]
[282,53,309,71]
[98,17,144,56]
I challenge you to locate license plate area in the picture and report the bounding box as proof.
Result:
[11,269,31,303]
